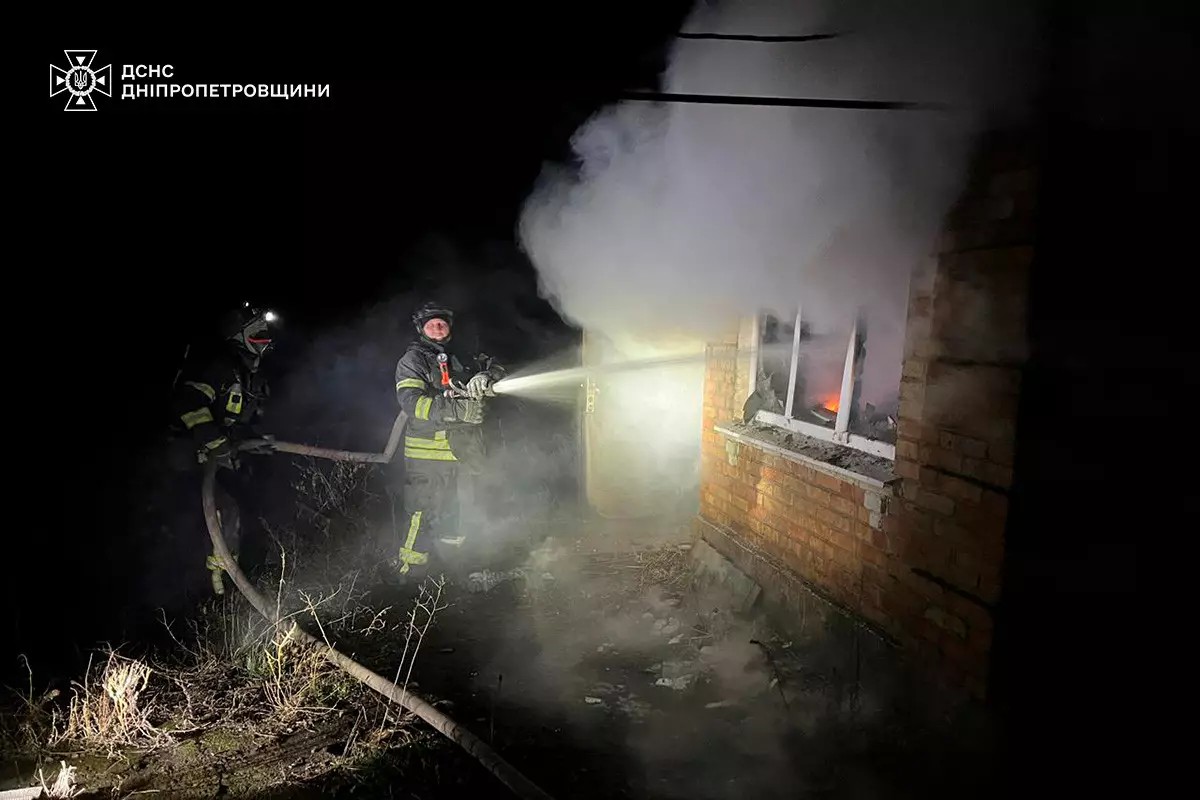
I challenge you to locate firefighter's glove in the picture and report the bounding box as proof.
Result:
[201,437,238,471]
[446,398,485,425]
[466,372,496,400]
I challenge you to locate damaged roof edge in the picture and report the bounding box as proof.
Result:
[714,421,898,489]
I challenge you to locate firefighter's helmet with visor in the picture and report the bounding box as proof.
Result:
[222,302,279,356]
[411,301,454,336]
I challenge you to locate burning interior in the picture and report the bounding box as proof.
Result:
[754,308,900,458]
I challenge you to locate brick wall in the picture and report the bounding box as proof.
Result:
[698,136,1034,698]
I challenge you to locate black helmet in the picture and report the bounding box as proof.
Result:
[411,301,454,335]
[221,302,279,357]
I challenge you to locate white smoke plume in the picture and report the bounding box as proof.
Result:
[519,0,1036,406]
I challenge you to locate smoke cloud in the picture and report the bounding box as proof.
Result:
[519,0,1036,405]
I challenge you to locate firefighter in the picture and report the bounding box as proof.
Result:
[392,301,504,580]
[170,302,279,594]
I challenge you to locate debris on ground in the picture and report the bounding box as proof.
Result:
[654,675,696,691]
[2,520,998,799]
[467,568,526,594]
[653,661,699,692]
[637,546,692,591]
[652,617,681,637]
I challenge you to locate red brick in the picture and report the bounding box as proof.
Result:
[980,489,1009,517]
[896,438,920,459]
[989,441,1015,467]
[760,466,782,483]
[945,592,994,635]
[861,603,889,627]
[895,459,920,480]
[917,423,942,444]
[895,418,922,442]
[763,496,790,519]
[937,431,961,452]
[939,636,984,674]
[829,495,857,517]
[817,507,852,534]
[915,616,943,645]
[933,518,974,543]
[861,544,888,568]
[790,462,815,481]
[955,503,1006,542]
[870,529,890,553]
[853,519,875,540]
[947,562,982,593]
[958,436,988,459]
[896,501,935,532]
[982,461,1014,489]
[833,568,858,596]
[912,488,955,516]
[813,471,844,493]
[732,481,759,503]
[976,573,1002,605]
[918,466,941,485]
[764,517,791,542]
[939,473,983,503]
[760,483,785,504]
[898,395,925,421]
[897,563,946,602]
[902,358,928,379]
[803,517,830,544]
[786,521,811,544]
[927,446,963,472]
[879,581,919,616]
[830,544,856,569]
[899,378,925,402]
[803,484,832,507]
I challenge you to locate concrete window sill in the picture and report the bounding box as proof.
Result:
[715,420,897,490]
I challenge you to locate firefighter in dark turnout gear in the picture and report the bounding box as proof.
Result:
[393,301,504,578]
[171,303,278,594]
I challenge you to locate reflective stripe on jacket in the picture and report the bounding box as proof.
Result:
[394,340,471,461]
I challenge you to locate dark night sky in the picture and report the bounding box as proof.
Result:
[18,10,1193,790]
[23,15,696,675]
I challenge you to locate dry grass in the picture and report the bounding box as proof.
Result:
[2,453,434,792]
[1,655,60,756]
[37,760,82,798]
[248,630,353,722]
[156,539,386,726]
[291,457,374,522]
[385,577,448,727]
[51,649,171,756]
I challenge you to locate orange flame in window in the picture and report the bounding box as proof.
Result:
[822,393,840,413]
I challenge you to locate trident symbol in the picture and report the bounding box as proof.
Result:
[50,50,112,111]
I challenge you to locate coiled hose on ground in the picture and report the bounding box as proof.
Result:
[201,414,554,800]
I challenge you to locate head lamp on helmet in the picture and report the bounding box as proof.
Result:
[224,302,279,357]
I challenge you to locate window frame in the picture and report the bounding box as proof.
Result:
[749,308,897,461]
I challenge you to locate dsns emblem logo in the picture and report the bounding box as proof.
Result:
[50,50,112,111]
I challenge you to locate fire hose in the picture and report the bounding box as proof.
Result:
[201,413,554,800]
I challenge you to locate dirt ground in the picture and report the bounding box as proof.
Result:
[1,509,998,799]
[378,516,999,800]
